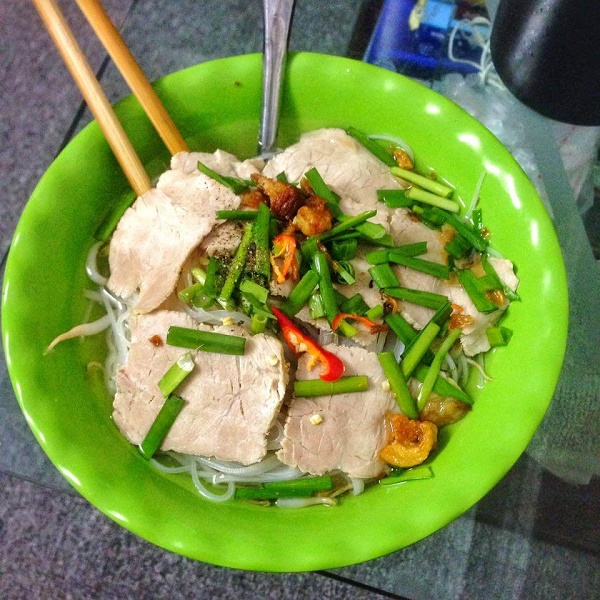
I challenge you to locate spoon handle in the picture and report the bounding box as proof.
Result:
[258,0,296,156]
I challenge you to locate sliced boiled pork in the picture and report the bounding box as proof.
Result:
[113,310,288,464]
[277,345,397,479]
[107,151,260,314]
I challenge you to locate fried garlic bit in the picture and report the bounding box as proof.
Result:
[251,173,304,221]
[380,413,437,468]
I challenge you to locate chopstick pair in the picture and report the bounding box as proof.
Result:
[31,0,188,196]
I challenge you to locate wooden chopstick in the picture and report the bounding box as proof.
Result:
[32,0,153,196]
[74,0,189,155]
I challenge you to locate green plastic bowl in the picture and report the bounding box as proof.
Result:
[1,53,568,571]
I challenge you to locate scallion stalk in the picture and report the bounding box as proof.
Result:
[377,189,413,208]
[365,304,384,320]
[486,326,513,347]
[197,161,252,194]
[347,126,397,166]
[384,287,450,310]
[218,223,254,305]
[235,476,334,499]
[178,282,204,304]
[158,352,195,398]
[303,167,341,205]
[339,293,370,316]
[417,328,463,411]
[378,352,419,418]
[216,210,258,220]
[239,279,269,305]
[456,269,499,313]
[251,312,268,334]
[401,321,441,379]
[413,364,473,406]
[390,167,453,198]
[368,263,401,289]
[280,270,320,316]
[253,202,271,283]
[139,394,186,459]
[166,326,246,355]
[294,376,369,397]
[313,251,339,324]
[406,187,460,213]
[379,465,434,486]
[385,313,417,346]
[317,210,378,243]
[308,292,326,319]
[386,252,450,279]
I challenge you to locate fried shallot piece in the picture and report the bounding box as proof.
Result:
[251,173,305,220]
[380,413,437,468]
[294,195,333,236]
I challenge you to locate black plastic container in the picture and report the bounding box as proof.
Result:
[490,0,600,125]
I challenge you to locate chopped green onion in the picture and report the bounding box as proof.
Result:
[194,257,220,308]
[366,243,427,264]
[377,189,413,208]
[178,282,204,304]
[191,267,206,284]
[197,161,252,194]
[139,394,186,459]
[313,251,339,325]
[277,271,318,317]
[386,252,450,279]
[216,210,258,220]
[390,166,453,198]
[158,352,195,397]
[332,260,356,285]
[368,263,401,289]
[456,269,499,313]
[340,293,370,316]
[445,234,472,259]
[308,292,326,319]
[294,376,369,397]
[235,476,334,499]
[303,167,341,204]
[239,279,269,305]
[253,202,271,283]
[432,208,488,252]
[317,210,378,243]
[401,321,441,379]
[340,216,388,243]
[405,187,460,213]
[218,223,254,305]
[364,249,390,265]
[251,312,268,334]
[378,352,419,419]
[379,465,434,486]
[330,237,358,261]
[94,190,136,241]
[166,326,246,355]
[347,126,397,166]
[365,304,384,320]
[384,287,449,310]
[385,313,417,346]
[486,326,513,347]
[417,328,462,411]
[482,256,520,302]
[413,364,473,406]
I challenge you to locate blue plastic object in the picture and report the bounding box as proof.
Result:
[364,0,488,79]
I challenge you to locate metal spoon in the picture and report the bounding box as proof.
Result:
[257,0,296,157]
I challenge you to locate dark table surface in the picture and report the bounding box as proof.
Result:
[1,1,598,598]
